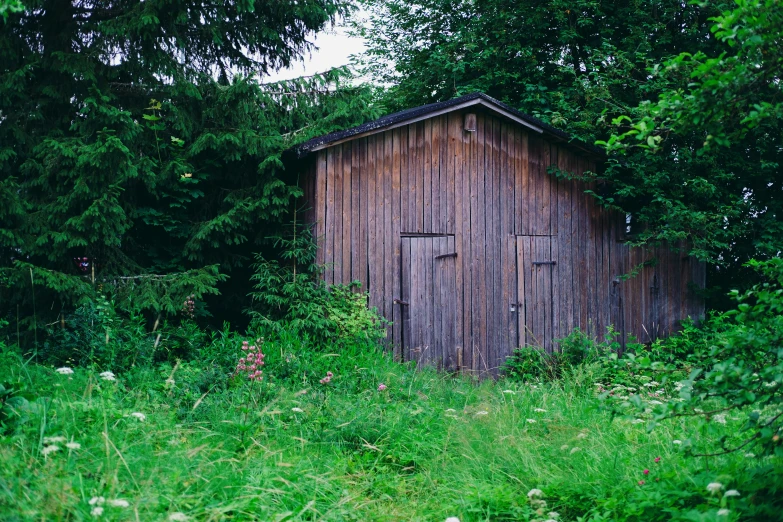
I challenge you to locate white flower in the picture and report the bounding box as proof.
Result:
[560,444,569,451]
[648,400,663,405]
[291,407,304,413]
[56,367,74,375]
[570,447,581,454]
[631,419,645,425]
[534,408,546,413]
[717,508,730,516]
[724,490,740,497]
[713,414,727,425]
[65,442,81,450]
[744,452,755,458]
[672,439,682,445]
[475,410,489,416]
[644,382,658,387]
[99,371,116,381]
[526,418,536,423]
[502,390,516,394]
[548,512,560,519]
[165,378,176,386]
[763,381,777,388]
[168,513,188,522]
[89,497,105,506]
[706,482,723,494]
[527,488,544,499]
[44,436,66,444]
[108,499,130,508]
[445,518,461,522]
[41,445,60,456]
[91,506,104,517]
[576,432,587,439]
[130,412,146,422]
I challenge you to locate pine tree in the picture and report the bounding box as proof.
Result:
[0,1,378,334]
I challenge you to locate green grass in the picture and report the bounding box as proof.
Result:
[0,338,779,521]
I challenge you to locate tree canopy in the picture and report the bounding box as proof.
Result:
[1,1,378,331]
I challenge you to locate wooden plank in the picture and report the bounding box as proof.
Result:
[342,143,352,284]
[447,236,457,369]
[401,237,410,360]
[541,138,551,235]
[433,236,443,368]
[550,235,560,350]
[500,125,516,363]
[315,151,327,268]
[426,235,435,365]
[474,112,486,374]
[392,128,402,357]
[431,117,442,234]
[549,143,559,235]
[516,238,526,348]
[438,116,449,233]
[324,148,336,284]
[350,142,360,284]
[516,130,530,235]
[424,118,433,232]
[367,135,379,311]
[410,238,421,363]
[415,122,425,233]
[333,145,344,283]
[382,132,393,333]
[358,139,369,290]
[449,111,467,373]
[559,148,574,338]
[447,117,456,234]
[523,236,535,347]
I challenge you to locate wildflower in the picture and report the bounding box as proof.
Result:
[44,436,66,444]
[99,371,116,381]
[378,383,388,391]
[526,418,536,423]
[327,371,333,378]
[648,400,663,405]
[291,407,304,413]
[91,506,104,517]
[56,367,74,375]
[560,444,569,451]
[130,412,146,422]
[548,512,560,519]
[717,509,730,516]
[744,452,755,458]
[502,389,515,395]
[643,469,649,475]
[707,482,723,494]
[576,432,587,439]
[570,447,580,454]
[168,513,188,522]
[445,408,457,413]
[672,439,682,445]
[534,408,546,413]
[527,488,544,499]
[713,414,727,425]
[638,480,645,486]
[165,378,176,386]
[724,490,740,497]
[89,497,105,506]
[235,340,265,381]
[445,518,461,522]
[66,442,81,450]
[631,419,644,424]
[475,411,489,416]
[42,445,60,456]
[108,499,130,508]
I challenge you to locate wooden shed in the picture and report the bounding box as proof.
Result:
[293,93,705,376]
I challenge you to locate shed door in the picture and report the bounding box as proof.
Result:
[401,236,458,370]
[516,236,557,352]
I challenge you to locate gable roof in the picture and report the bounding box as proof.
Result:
[292,92,605,158]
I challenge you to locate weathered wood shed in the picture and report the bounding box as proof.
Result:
[293,93,705,376]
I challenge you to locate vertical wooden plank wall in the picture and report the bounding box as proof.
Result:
[304,108,705,373]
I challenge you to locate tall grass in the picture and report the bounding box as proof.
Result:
[2,329,778,522]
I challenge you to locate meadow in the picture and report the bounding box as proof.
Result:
[1,323,780,522]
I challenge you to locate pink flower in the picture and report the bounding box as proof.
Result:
[654,456,661,463]
[326,371,333,378]
[638,480,645,486]
[320,376,331,384]
[643,469,649,475]
[378,383,387,391]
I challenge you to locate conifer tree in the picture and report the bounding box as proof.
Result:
[0,1,377,332]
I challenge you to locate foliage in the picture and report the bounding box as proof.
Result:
[2,332,782,521]
[355,0,782,303]
[247,225,387,345]
[594,0,783,303]
[0,1,380,339]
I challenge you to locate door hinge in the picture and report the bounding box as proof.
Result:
[394,298,409,306]
[532,261,556,266]
[435,252,457,260]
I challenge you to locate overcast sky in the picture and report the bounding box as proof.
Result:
[264,19,367,83]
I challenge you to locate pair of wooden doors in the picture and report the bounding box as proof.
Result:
[400,235,557,372]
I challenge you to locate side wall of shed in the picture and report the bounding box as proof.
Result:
[300,108,705,375]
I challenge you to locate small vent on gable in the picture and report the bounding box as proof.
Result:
[464,113,477,132]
